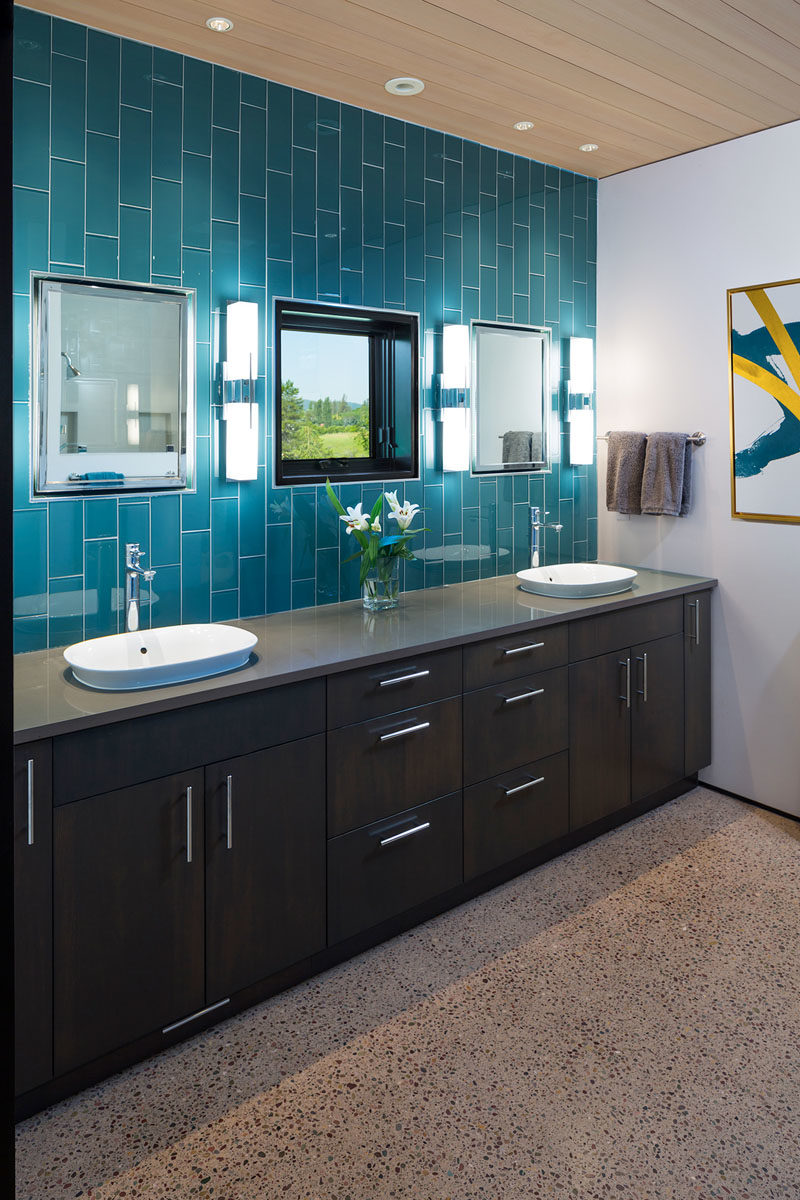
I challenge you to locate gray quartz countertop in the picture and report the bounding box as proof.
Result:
[13,566,717,743]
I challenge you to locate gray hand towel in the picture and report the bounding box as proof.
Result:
[640,432,691,517]
[502,430,533,464]
[606,431,647,514]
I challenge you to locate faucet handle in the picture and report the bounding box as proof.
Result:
[125,542,143,567]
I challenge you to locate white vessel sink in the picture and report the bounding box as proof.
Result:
[64,624,258,691]
[517,563,637,599]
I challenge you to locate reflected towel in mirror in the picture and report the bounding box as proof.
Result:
[502,430,533,463]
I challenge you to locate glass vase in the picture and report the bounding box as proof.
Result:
[362,556,401,611]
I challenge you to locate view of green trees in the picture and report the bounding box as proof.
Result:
[281,379,370,460]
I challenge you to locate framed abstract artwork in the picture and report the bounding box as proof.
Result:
[728,276,800,523]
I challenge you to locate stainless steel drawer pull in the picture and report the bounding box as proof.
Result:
[618,657,631,709]
[379,669,430,687]
[379,821,431,847]
[379,720,431,742]
[636,652,648,702]
[26,758,34,846]
[503,688,544,705]
[162,997,230,1034]
[502,642,544,656]
[186,785,193,863]
[689,599,701,645]
[226,774,233,850]
[503,774,545,797]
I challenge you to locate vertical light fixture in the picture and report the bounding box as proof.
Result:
[222,300,259,481]
[440,324,471,471]
[566,336,594,466]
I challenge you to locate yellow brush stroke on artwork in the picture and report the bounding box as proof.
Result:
[746,287,800,392]
[733,354,800,423]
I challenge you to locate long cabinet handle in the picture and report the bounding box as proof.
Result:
[379,821,431,847]
[503,688,544,705]
[636,652,648,702]
[226,774,233,850]
[689,599,701,645]
[618,657,631,709]
[379,720,431,743]
[502,642,544,657]
[26,758,34,846]
[503,774,545,797]
[186,785,193,863]
[379,669,430,687]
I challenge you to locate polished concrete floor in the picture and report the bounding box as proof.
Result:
[15,788,800,1199]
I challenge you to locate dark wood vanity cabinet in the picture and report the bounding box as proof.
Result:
[14,741,53,1096]
[684,590,712,776]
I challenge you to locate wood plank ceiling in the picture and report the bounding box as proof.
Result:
[24,0,800,175]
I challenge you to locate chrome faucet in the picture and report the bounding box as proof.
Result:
[530,506,563,568]
[125,543,156,633]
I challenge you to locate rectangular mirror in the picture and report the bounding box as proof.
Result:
[33,275,195,495]
[471,320,551,474]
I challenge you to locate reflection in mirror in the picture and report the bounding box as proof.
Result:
[471,320,551,474]
[33,276,195,494]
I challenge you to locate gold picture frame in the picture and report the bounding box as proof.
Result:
[728,276,800,524]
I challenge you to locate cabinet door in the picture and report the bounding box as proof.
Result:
[569,650,631,829]
[14,742,53,1096]
[54,770,205,1076]
[631,633,685,803]
[684,591,712,775]
[205,735,326,1002]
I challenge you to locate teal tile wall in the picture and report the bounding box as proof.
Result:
[12,6,597,653]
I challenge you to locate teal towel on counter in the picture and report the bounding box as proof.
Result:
[640,433,692,517]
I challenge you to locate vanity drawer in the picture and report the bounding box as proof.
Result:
[53,678,325,806]
[327,647,461,728]
[463,750,569,881]
[463,666,568,786]
[327,791,463,945]
[568,597,683,662]
[327,697,462,837]
[463,624,567,691]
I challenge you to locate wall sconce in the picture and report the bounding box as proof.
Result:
[440,324,471,472]
[566,336,594,466]
[222,300,259,481]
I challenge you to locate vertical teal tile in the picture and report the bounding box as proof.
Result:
[266,523,291,613]
[194,341,212,439]
[267,82,291,172]
[150,564,181,628]
[50,159,84,265]
[152,179,181,276]
[240,466,266,558]
[341,104,362,190]
[84,497,117,539]
[84,537,117,638]
[212,497,239,590]
[14,509,47,601]
[530,160,545,205]
[295,90,317,147]
[213,65,239,130]
[315,547,339,606]
[425,254,443,328]
[479,192,496,268]
[497,475,513,530]
[385,223,403,305]
[444,158,462,237]
[545,255,559,323]
[425,178,443,257]
[212,126,239,222]
[317,100,340,212]
[48,575,84,649]
[14,618,49,654]
[404,123,423,203]
[514,223,529,297]
[182,436,211,531]
[14,8,51,84]
[317,209,339,299]
[86,133,119,236]
[513,155,530,224]
[444,234,461,312]
[184,59,212,155]
[341,186,361,271]
[292,147,315,236]
[183,153,211,250]
[498,244,513,320]
[293,234,316,299]
[530,273,545,324]
[363,111,383,167]
[498,173,513,246]
[292,489,316,579]
[385,116,405,145]
[545,187,559,256]
[119,503,150,590]
[292,579,315,610]
[181,530,211,623]
[13,403,31,507]
[51,53,85,162]
[463,141,479,215]
[120,105,151,207]
[212,590,238,622]
[151,494,181,564]
[384,143,404,225]
[119,205,150,282]
[241,103,266,196]
[574,218,588,283]
[363,165,383,247]
[559,234,574,303]
[240,195,266,287]
[87,31,120,136]
[267,170,291,259]
[462,212,478,289]
[363,245,383,308]
[242,74,266,108]
[341,270,363,306]
[211,220,239,313]
[14,80,50,190]
[153,47,182,85]
[49,500,83,577]
[425,129,444,182]
[121,39,152,108]
[183,248,210,341]
[152,81,182,180]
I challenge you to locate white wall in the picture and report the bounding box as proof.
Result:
[597,121,800,817]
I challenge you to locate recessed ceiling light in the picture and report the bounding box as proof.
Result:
[205,16,233,32]
[385,77,425,97]
[513,120,535,131]
[579,142,599,152]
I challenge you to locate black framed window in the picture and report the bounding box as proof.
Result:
[274,299,419,486]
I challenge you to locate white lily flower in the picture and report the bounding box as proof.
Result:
[370,515,381,533]
[384,490,400,512]
[340,503,369,534]
[388,501,420,531]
